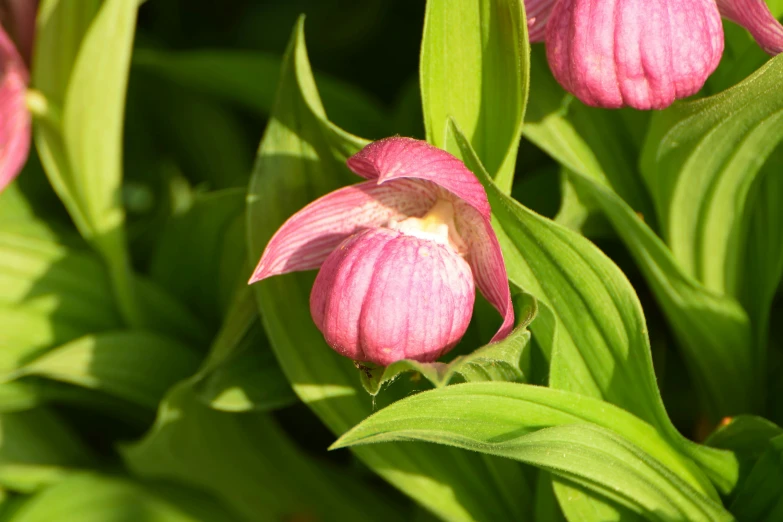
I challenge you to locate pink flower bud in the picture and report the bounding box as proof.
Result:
[526,0,783,109]
[311,228,475,365]
[546,0,724,110]
[250,137,514,367]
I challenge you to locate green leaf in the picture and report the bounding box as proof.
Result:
[0,222,122,371]
[149,189,247,330]
[191,287,296,413]
[448,121,738,500]
[123,383,403,522]
[6,331,200,410]
[332,383,734,522]
[5,474,241,522]
[0,408,93,493]
[520,55,763,420]
[729,434,783,522]
[707,416,783,490]
[133,48,391,138]
[246,18,533,522]
[420,0,529,192]
[641,55,783,300]
[33,0,101,105]
[360,290,537,395]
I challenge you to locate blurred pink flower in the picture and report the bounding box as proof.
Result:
[250,137,514,366]
[0,0,36,192]
[526,0,783,109]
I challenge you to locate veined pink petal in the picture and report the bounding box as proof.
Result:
[546,0,724,109]
[526,0,558,43]
[716,0,783,55]
[346,137,492,221]
[249,178,437,283]
[0,25,30,193]
[311,228,475,365]
[454,199,515,342]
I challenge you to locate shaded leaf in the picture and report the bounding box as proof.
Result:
[5,474,241,522]
[7,331,200,410]
[123,383,402,522]
[133,48,390,138]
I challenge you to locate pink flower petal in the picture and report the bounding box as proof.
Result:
[454,199,515,343]
[526,0,558,43]
[546,0,724,109]
[249,178,437,283]
[0,26,30,193]
[311,227,475,365]
[717,0,783,55]
[346,137,492,221]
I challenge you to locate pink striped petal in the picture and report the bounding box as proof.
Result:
[454,199,515,343]
[526,0,558,43]
[346,137,492,221]
[249,178,437,283]
[717,0,783,55]
[0,26,30,193]
[546,0,724,109]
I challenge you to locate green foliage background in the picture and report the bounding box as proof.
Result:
[2,0,783,520]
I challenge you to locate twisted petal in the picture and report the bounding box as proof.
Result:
[0,26,30,193]
[346,137,492,220]
[717,0,783,55]
[249,179,436,282]
[546,0,724,109]
[526,0,557,43]
[454,200,515,342]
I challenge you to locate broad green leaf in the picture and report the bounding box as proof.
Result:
[246,18,533,522]
[449,121,738,499]
[641,55,783,299]
[360,291,536,395]
[33,0,101,105]
[123,383,403,522]
[6,331,200,410]
[729,434,783,522]
[707,416,783,491]
[333,383,734,522]
[421,0,529,192]
[191,287,296,413]
[0,222,122,371]
[523,48,654,232]
[0,408,93,493]
[133,48,391,138]
[521,56,761,420]
[5,474,241,522]
[149,189,247,330]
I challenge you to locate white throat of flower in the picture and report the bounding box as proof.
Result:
[388,199,468,254]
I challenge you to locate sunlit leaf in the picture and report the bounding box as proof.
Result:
[420,0,528,192]
[333,383,734,522]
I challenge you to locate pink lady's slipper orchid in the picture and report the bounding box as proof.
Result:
[0,0,36,192]
[526,0,783,109]
[249,137,514,366]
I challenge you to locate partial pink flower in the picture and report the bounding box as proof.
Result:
[526,0,783,110]
[0,0,35,192]
[250,137,515,366]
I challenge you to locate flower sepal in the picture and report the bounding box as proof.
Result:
[357,288,537,396]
